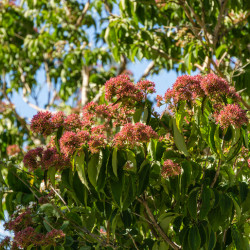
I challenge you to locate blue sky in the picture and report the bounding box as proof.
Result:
[11,59,180,120]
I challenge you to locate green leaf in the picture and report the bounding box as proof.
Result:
[55,126,63,153]
[133,107,143,123]
[47,166,56,187]
[110,177,123,207]
[181,160,192,193]
[112,148,118,177]
[187,188,199,220]
[199,187,211,220]
[27,245,34,250]
[96,149,110,191]
[214,125,224,159]
[87,153,101,188]
[137,160,150,195]
[208,230,216,250]
[215,44,227,58]
[5,192,15,214]
[208,122,217,153]
[188,225,201,250]
[173,118,189,156]
[66,212,82,226]
[126,149,137,173]
[159,212,177,233]
[230,194,241,220]
[39,203,60,218]
[141,105,149,124]
[148,139,157,160]
[75,151,89,189]
[219,193,233,218]
[198,223,207,248]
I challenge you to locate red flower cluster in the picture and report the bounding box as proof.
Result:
[157,74,241,107]
[50,111,65,128]
[161,160,181,178]
[23,147,70,171]
[64,113,82,131]
[6,144,21,156]
[215,104,248,129]
[200,73,229,98]
[0,237,11,249]
[42,147,70,170]
[23,147,43,171]
[4,208,65,248]
[60,131,81,156]
[114,123,158,148]
[136,80,156,96]
[14,227,65,248]
[30,111,54,136]
[82,101,134,128]
[31,111,83,136]
[4,209,33,233]
[105,75,143,104]
[157,75,204,106]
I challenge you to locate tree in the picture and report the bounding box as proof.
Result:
[0,0,249,249]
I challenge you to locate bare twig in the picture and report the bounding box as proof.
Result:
[117,54,127,75]
[50,185,70,212]
[92,86,105,103]
[139,61,155,81]
[137,196,180,250]
[76,0,90,27]
[1,72,30,132]
[81,66,90,106]
[12,172,40,200]
[210,159,222,188]
[213,0,229,45]
[44,61,52,108]
[128,233,139,250]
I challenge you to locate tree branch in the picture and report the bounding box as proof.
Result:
[76,0,90,27]
[137,196,180,250]
[81,66,90,106]
[213,0,229,45]
[1,72,30,132]
[210,159,222,188]
[117,54,127,75]
[139,61,155,81]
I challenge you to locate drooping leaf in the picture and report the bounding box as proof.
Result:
[188,225,201,250]
[75,151,89,190]
[172,118,189,156]
[187,188,199,220]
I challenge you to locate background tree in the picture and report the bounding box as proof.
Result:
[0,0,249,249]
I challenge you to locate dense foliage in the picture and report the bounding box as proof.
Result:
[0,0,250,249]
[1,73,249,249]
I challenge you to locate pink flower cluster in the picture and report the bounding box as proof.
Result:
[82,101,134,127]
[114,123,158,148]
[157,74,241,106]
[156,74,248,129]
[23,147,43,171]
[6,144,21,156]
[23,147,70,171]
[14,227,65,248]
[4,209,33,233]
[200,73,230,97]
[104,75,143,104]
[215,104,248,129]
[161,160,181,178]
[30,111,83,136]
[157,75,204,105]
[4,209,65,248]
[136,80,156,96]
[30,111,54,136]
[0,237,11,249]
